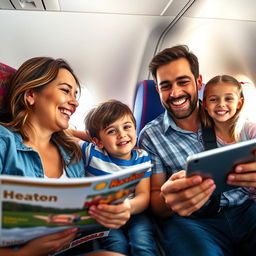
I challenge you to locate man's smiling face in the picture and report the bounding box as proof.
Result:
[156,58,201,120]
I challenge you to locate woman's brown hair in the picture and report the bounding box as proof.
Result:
[0,57,82,163]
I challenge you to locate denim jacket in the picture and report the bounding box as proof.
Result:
[0,125,85,178]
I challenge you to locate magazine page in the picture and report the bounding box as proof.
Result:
[0,162,152,251]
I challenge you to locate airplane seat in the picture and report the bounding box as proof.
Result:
[133,80,164,136]
[0,62,16,122]
[133,80,167,256]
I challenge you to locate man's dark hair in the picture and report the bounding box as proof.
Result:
[149,45,199,83]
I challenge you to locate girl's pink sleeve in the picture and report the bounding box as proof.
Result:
[246,122,256,139]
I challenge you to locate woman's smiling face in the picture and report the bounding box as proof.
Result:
[27,68,79,132]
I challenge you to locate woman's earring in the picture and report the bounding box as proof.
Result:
[27,100,33,106]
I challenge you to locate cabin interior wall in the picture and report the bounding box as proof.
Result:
[2,0,256,129]
[0,10,171,129]
[160,17,256,84]
[159,15,256,122]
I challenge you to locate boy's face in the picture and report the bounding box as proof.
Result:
[95,115,137,160]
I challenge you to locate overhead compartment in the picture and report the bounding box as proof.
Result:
[3,0,60,11]
[0,0,14,9]
[0,0,190,14]
[10,0,45,10]
[43,0,60,11]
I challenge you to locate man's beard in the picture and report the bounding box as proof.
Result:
[165,95,198,120]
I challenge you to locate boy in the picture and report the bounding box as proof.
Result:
[80,99,157,256]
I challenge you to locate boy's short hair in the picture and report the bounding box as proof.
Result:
[85,99,136,139]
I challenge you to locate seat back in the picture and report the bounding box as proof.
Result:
[0,62,16,121]
[133,80,164,135]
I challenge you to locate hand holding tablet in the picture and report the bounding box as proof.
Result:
[186,138,256,194]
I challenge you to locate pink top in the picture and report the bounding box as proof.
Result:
[217,122,256,201]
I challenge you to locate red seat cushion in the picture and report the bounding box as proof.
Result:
[0,62,16,110]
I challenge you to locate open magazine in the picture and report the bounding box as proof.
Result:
[0,162,152,253]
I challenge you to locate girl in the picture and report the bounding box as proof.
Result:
[201,74,256,200]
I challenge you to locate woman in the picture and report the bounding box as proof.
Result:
[0,57,129,256]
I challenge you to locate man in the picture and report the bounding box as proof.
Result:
[138,45,256,255]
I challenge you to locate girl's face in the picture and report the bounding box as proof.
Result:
[95,115,137,160]
[203,82,243,124]
[26,68,79,132]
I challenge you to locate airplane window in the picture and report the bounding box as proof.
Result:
[69,86,95,130]
[235,75,256,124]
[241,82,256,123]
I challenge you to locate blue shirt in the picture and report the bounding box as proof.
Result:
[138,111,249,207]
[80,141,151,178]
[0,125,85,178]
[139,111,204,175]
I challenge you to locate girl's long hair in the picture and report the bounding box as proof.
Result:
[200,75,244,142]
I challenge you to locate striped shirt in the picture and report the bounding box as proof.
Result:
[138,111,249,207]
[79,141,151,178]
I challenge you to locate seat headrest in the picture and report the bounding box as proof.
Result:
[0,62,16,111]
[133,80,164,135]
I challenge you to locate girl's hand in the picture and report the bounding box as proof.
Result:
[88,198,131,229]
[227,160,256,188]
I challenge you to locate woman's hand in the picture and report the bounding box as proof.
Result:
[18,227,78,256]
[88,198,131,229]
[67,129,91,142]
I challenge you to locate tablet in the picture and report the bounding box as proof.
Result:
[186,138,256,194]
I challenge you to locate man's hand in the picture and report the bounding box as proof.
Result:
[161,171,216,216]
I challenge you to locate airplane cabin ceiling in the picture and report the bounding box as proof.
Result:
[1,0,255,21]
[58,0,175,15]
[184,0,256,22]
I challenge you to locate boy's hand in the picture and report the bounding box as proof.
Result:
[88,198,131,228]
